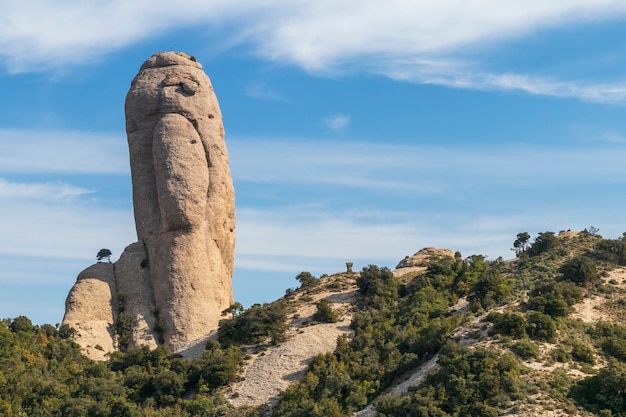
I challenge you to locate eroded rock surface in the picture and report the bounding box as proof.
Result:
[62,263,118,361]
[62,52,235,356]
[125,51,235,351]
[396,247,455,269]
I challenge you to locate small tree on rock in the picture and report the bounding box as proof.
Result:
[97,248,112,263]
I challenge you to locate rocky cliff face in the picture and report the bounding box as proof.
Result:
[62,52,235,357]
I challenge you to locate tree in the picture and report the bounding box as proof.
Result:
[512,232,531,256]
[313,299,338,323]
[560,256,598,287]
[9,315,33,333]
[97,248,112,263]
[527,232,558,257]
[295,271,318,289]
[221,302,244,318]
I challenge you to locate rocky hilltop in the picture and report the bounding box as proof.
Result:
[63,52,235,359]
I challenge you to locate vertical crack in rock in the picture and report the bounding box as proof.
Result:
[62,52,235,356]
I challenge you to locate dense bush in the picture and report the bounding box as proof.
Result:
[486,312,527,339]
[356,264,399,307]
[559,256,598,287]
[525,311,557,342]
[375,342,526,417]
[588,322,626,361]
[592,237,626,265]
[572,359,626,414]
[190,341,245,391]
[526,231,559,257]
[9,315,33,333]
[527,281,585,317]
[469,261,511,311]
[0,318,249,417]
[295,271,318,289]
[312,299,339,323]
[219,301,289,346]
[511,339,539,359]
[570,343,595,364]
[115,311,134,351]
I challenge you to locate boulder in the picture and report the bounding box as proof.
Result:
[396,247,455,269]
[62,263,118,361]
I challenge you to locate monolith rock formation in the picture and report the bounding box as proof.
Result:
[62,52,235,359]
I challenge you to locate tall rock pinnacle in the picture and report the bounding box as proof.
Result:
[62,52,235,357]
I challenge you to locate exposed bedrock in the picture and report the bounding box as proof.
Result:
[63,52,235,355]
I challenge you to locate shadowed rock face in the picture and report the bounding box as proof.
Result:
[63,52,235,355]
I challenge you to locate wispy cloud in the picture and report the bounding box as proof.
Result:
[234,204,622,274]
[245,83,290,102]
[324,114,350,131]
[388,65,626,104]
[226,136,626,273]
[0,178,91,200]
[0,129,128,174]
[3,1,626,102]
[229,138,626,190]
[0,195,135,260]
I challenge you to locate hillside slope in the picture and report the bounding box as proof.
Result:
[236,230,626,417]
[5,229,626,417]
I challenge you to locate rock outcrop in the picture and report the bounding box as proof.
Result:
[62,52,235,356]
[395,247,455,269]
[62,263,118,361]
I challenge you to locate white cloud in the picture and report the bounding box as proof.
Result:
[389,67,626,104]
[3,1,626,102]
[0,194,135,260]
[225,136,626,275]
[229,138,626,190]
[0,129,128,174]
[324,114,350,131]
[245,83,290,102]
[0,178,91,200]
[234,203,626,274]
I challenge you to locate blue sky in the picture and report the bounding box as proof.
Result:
[3,1,626,324]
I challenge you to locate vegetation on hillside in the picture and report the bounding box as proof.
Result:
[4,229,626,416]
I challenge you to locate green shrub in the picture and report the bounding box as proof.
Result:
[356,265,399,307]
[572,359,626,414]
[470,266,512,310]
[375,342,525,416]
[295,271,318,289]
[592,238,626,265]
[551,346,570,363]
[313,299,338,323]
[219,301,289,346]
[525,311,557,342]
[190,341,245,391]
[527,232,558,257]
[559,256,598,287]
[9,315,33,333]
[115,311,134,351]
[511,339,539,359]
[486,312,527,339]
[527,281,584,317]
[571,343,595,364]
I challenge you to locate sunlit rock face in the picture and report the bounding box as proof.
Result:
[63,52,235,355]
[62,263,118,361]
